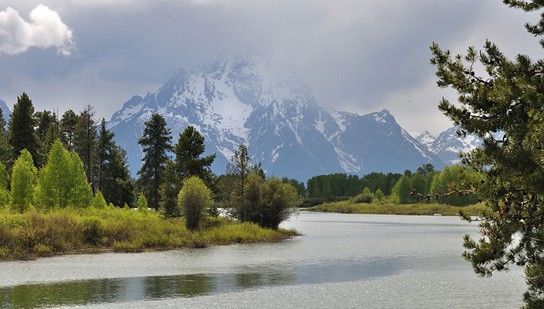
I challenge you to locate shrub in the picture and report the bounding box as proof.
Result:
[178,176,213,231]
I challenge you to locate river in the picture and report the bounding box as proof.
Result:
[0,212,526,308]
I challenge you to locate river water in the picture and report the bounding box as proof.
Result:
[0,212,526,308]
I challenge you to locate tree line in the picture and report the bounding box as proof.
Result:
[306,164,480,206]
[0,93,299,230]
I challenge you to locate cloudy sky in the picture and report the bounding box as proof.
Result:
[0,0,541,135]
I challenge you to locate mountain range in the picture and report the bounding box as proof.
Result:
[108,54,450,181]
[0,56,478,181]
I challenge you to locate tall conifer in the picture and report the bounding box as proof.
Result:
[137,113,172,210]
[8,93,39,165]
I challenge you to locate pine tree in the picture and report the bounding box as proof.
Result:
[35,110,59,166]
[160,126,215,217]
[431,1,544,305]
[74,105,97,185]
[60,109,78,151]
[102,146,134,207]
[0,109,12,167]
[8,93,39,165]
[137,113,172,210]
[95,118,114,193]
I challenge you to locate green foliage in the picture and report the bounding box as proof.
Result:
[160,126,215,217]
[92,191,108,209]
[10,150,37,213]
[178,176,213,231]
[374,188,385,201]
[102,146,133,207]
[137,113,172,210]
[353,187,374,204]
[259,178,300,229]
[429,166,479,206]
[137,193,148,212]
[431,2,544,305]
[73,105,97,184]
[60,109,78,151]
[8,93,39,164]
[309,201,488,217]
[35,140,93,209]
[391,175,413,204]
[179,179,206,229]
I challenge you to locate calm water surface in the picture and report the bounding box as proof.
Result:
[0,212,526,308]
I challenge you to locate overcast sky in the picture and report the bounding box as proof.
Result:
[0,0,541,135]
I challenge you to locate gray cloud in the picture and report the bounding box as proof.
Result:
[0,5,74,55]
[0,0,541,135]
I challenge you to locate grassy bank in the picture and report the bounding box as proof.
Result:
[307,200,489,217]
[0,207,298,261]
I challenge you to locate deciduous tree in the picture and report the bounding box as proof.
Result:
[10,149,37,213]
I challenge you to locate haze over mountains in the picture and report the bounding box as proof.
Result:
[0,55,476,181]
[107,54,460,181]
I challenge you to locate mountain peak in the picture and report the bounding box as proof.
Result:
[108,56,445,180]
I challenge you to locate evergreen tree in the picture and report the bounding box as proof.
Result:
[74,105,97,185]
[8,93,39,164]
[102,146,134,207]
[0,109,12,167]
[95,118,114,193]
[137,113,172,210]
[431,1,544,305]
[160,126,215,217]
[35,110,59,165]
[10,149,37,213]
[60,109,78,151]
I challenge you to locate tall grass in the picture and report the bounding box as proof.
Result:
[0,207,298,260]
[307,200,489,217]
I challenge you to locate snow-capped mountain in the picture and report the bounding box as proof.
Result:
[418,126,481,166]
[108,53,444,181]
[0,100,11,123]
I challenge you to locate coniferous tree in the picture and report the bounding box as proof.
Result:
[102,146,134,207]
[95,118,114,193]
[431,1,544,305]
[8,93,39,165]
[60,109,78,151]
[35,110,59,165]
[74,105,97,185]
[0,109,12,167]
[160,126,215,217]
[137,113,172,210]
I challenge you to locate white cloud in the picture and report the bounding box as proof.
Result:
[0,4,75,56]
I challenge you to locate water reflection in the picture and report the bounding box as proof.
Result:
[0,258,401,308]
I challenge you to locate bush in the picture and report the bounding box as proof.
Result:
[178,176,213,231]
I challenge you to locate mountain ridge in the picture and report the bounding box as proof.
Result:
[108,54,445,181]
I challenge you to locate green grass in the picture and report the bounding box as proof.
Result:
[307,200,489,217]
[0,207,299,260]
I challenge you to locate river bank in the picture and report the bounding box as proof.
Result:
[306,201,488,217]
[0,207,298,261]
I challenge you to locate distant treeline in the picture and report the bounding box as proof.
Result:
[305,164,480,206]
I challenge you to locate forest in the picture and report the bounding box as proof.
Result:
[0,93,301,260]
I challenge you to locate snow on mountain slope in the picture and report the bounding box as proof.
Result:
[108,53,444,181]
[418,126,482,166]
